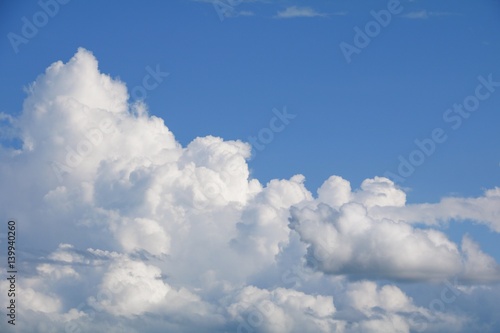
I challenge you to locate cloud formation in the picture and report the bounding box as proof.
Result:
[0,48,499,332]
[274,6,329,19]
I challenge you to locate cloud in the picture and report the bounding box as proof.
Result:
[461,236,500,283]
[0,48,499,332]
[226,286,338,332]
[274,6,329,19]
[90,257,171,316]
[342,281,468,333]
[288,176,500,282]
[402,10,460,19]
[290,204,463,281]
[369,187,500,232]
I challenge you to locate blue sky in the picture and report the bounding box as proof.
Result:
[1,1,500,332]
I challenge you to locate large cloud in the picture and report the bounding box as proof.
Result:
[0,48,499,332]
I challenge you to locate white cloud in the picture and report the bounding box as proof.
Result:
[226,286,339,333]
[342,280,468,333]
[0,48,499,332]
[116,218,171,255]
[289,201,464,281]
[402,10,460,20]
[275,6,329,19]
[290,176,500,282]
[90,257,171,316]
[370,187,500,232]
[461,236,500,283]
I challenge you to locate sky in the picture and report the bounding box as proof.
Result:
[0,0,499,332]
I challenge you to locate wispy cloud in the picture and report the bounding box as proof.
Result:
[221,9,255,18]
[402,10,460,20]
[274,6,332,19]
[237,10,254,16]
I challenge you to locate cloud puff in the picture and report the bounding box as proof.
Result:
[289,202,464,281]
[275,6,328,19]
[341,281,467,333]
[91,257,171,316]
[0,48,499,332]
[290,176,500,282]
[226,286,339,333]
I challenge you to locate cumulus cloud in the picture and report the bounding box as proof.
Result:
[226,286,339,333]
[91,257,171,316]
[289,176,500,282]
[341,281,468,333]
[289,202,465,281]
[0,48,499,332]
